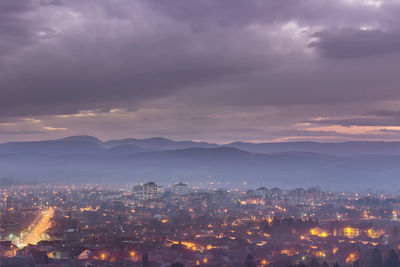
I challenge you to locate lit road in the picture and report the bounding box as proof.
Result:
[18,207,54,247]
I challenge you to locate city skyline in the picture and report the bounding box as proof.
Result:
[2,1,400,266]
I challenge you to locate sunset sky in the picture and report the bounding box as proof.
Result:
[1,0,400,143]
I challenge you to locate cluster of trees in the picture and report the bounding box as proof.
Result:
[288,248,400,267]
[363,248,400,267]
[145,247,400,267]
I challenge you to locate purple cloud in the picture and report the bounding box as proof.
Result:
[1,0,400,142]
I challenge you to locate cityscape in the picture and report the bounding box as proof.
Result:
[2,0,400,266]
[2,182,400,266]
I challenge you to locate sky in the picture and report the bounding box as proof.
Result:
[1,0,400,143]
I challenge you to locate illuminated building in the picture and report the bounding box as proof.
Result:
[343,227,359,239]
[256,187,269,199]
[310,227,329,237]
[142,182,163,200]
[173,182,189,195]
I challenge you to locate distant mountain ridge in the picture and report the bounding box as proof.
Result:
[104,137,218,150]
[2,135,400,156]
[225,140,400,156]
[1,135,400,190]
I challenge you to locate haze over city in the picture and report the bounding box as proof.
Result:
[2,1,400,267]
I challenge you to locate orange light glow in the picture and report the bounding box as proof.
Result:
[346,253,357,264]
[17,207,54,247]
[281,249,294,256]
[343,227,359,239]
[367,228,383,239]
[310,227,329,238]
[257,241,267,246]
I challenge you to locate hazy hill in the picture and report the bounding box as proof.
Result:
[1,136,400,190]
[225,141,400,156]
[106,144,146,155]
[104,137,218,150]
[0,139,104,156]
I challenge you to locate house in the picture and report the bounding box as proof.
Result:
[0,241,18,257]
[78,249,92,260]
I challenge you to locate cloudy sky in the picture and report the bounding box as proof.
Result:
[1,0,400,143]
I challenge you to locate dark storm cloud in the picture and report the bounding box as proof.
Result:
[306,109,400,127]
[0,0,63,55]
[1,0,397,116]
[306,117,400,127]
[0,1,36,54]
[144,0,381,28]
[369,110,400,117]
[379,129,400,134]
[1,0,400,141]
[274,129,394,140]
[0,130,45,135]
[310,28,400,58]
[0,0,283,117]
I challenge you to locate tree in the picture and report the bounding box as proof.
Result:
[393,226,398,240]
[309,258,320,267]
[383,250,400,267]
[142,252,150,267]
[245,254,256,267]
[370,248,383,267]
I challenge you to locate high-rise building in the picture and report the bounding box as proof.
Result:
[143,182,163,200]
[173,182,188,195]
[256,187,269,199]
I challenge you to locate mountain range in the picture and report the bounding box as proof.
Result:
[1,135,400,191]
